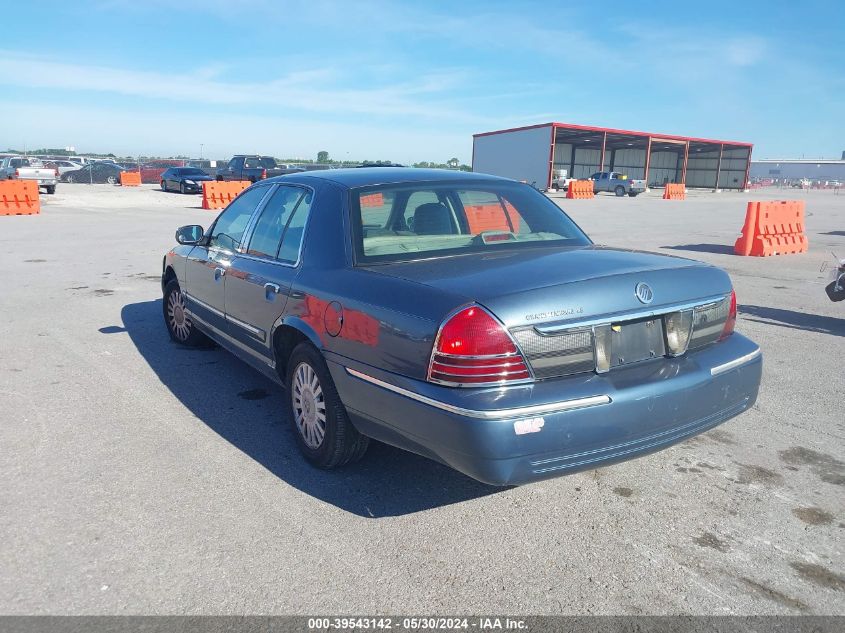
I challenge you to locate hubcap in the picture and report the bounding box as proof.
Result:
[292,362,326,449]
[166,289,191,341]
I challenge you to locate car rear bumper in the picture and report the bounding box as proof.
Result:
[328,333,762,486]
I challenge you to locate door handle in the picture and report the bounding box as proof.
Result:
[214,267,226,280]
[265,283,281,294]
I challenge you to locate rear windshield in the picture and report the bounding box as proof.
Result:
[351,181,590,264]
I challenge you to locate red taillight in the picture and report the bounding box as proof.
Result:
[15,168,20,177]
[720,289,737,340]
[428,306,530,386]
[55,169,59,177]
[261,168,267,179]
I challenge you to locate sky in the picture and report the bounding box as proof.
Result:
[1,0,843,163]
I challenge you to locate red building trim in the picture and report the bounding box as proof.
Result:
[473,122,753,149]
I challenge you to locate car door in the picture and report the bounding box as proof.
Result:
[183,184,273,337]
[224,185,314,361]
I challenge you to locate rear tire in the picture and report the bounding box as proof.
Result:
[285,342,369,469]
[163,279,209,347]
[615,186,625,197]
[107,175,117,185]
[628,192,638,197]
[66,175,75,183]
[45,185,56,194]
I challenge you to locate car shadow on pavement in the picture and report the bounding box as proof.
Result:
[821,230,845,237]
[739,305,845,337]
[661,244,735,255]
[120,299,503,518]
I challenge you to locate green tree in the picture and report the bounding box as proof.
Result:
[317,150,330,163]
[447,157,459,169]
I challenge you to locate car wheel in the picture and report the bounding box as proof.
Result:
[551,183,559,192]
[615,186,625,197]
[160,180,167,191]
[66,175,75,183]
[180,183,187,194]
[628,192,638,197]
[45,185,56,195]
[162,279,209,347]
[285,342,369,469]
[107,175,117,185]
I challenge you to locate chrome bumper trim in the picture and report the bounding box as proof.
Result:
[345,367,611,420]
[710,348,761,376]
[534,294,729,334]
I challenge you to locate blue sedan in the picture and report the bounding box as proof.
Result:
[160,168,762,485]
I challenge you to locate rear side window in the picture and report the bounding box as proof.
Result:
[246,186,306,260]
[278,190,313,264]
[351,182,590,263]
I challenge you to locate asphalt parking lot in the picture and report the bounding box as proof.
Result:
[1,183,843,615]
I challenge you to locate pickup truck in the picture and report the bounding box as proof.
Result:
[0,156,58,194]
[216,155,303,182]
[590,171,646,197]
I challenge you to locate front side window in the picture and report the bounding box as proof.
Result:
[246,186,306,259]
[208,185,270,252]
[351,181,590,263]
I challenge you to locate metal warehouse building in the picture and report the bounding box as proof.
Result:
[472,122,753,191]
[749,158,845,182]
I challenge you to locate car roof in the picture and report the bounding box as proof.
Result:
[263,167,509,189]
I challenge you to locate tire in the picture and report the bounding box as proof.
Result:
[628,192,638,197]
[66,175,75,183]
[160,180,167,192]
[162,279,209,347]
[285,342,369,469]
[180,183,186,194]
[615,186,625,197]
[107,175,117,185]
[551,183,559,192]
[45,185,56,195]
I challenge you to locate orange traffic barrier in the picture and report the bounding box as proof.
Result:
[119,171,141,186]
[360,192,384,207]
[663,183,685,200]
[566,180,594,199]
[464,202,521,234]
[201,180,251,210]
[0,180,40,216]
[734,200,808,257]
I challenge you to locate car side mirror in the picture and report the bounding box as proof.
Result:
[175,225,204,245]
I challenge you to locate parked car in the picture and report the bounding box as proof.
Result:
[161,168,762,486]
[550,168,574,192]
[216,155,302,182]
[45,159,85,176]
[590,171,646,197]
[61,162,126,184]
[160,167,215,194]
[0,156,58,194]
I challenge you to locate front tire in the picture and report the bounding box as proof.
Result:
[107,175,117,185]
[180,183,187,194]
[615,186,625,197]
[163,279,209,347]
[285,342,369,469]
[161,180,167,191]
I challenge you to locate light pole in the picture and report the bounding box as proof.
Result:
[200,144,204,160]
